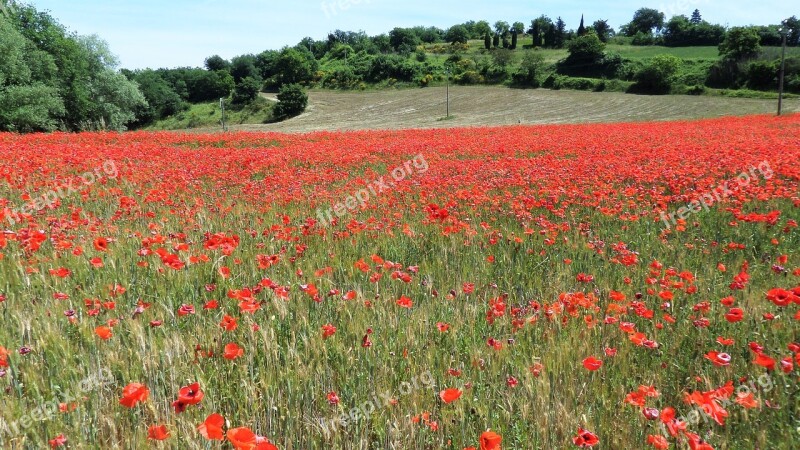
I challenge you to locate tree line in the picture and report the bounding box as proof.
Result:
[1,0,798,133]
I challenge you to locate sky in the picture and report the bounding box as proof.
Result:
[24,0,796,70]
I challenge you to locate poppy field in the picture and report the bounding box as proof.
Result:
[0,114,799,449]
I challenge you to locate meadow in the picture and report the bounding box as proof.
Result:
[0,114,799,449]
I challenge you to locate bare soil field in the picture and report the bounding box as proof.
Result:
[204,86,799,133]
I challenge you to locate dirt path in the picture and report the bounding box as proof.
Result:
[212,87,799,133]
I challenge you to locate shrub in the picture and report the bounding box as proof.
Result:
[231,77,261,105]
[746,60,778,90]
[630,54,682,94]
[272,84,307,119]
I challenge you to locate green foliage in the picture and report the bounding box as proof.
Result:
[232,76,261,105]
[273,84,307,119]
[512,51,546,87]
[631,54,682,94]
[662,15,725,47]
[558,33,606,76]
[592,20,612,43]
[389,27,419,53]
[273,47,317,86]
[746,60,778,90]
[444,25,469,44]
[0,83,65,132]
[124,69,186,126]
[621,8,666,37]
[719,27,761,61]
[484,33,491,50]
[204,55,230,72]
[230,54,260,83]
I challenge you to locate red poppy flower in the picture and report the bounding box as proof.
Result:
[572,428,599,447]
[396,296,413,308]
[224,343,244,360]
[227,427,257,450]
[439,388,462,404]
[95,326,113,340]
[49,434,67,448]
[479,430,502,450]
[147,424,169,440]
[582,356,602,371]
[119,383,150,408]
[321,323,336,339]
[198,413,225,440]
[93,238,109,252]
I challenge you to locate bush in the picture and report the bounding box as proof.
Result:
[512,52,546,87]
[453,71,483,85]
[746,60,778,90]
[630,54,682,94]
[273,84,308,119]
[231,77,261,105]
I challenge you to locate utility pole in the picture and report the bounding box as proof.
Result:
[220,98,227,131]
[778,23,790,116]
[445,69,450,118]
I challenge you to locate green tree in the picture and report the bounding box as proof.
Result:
[494,21,510,37]
[592,19,612,42]
[273,83,307,119]
[474,20,492,39]
[230,54,260,83]
[274,47,317,85]
[512,22,525,35]
[577,15,586,36]
[632,54,682,94]
[512,51,545,87]
[0,84,65,132]
[621,8,666,36]
[231,76,261,105]
[388,27,419,52]
[484,32,492,50]
[719,27,761,60]
[690,9,702,25]
[492,33,500,48]
[205,55,230,72]
[510,31,518,50]
[445,25,469,44]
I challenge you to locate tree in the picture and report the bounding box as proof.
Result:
[512,22,525,35]
[621,8,666,36]
[785,16,800,47]
[529,16,555,48]
[273,83,307,119]
[512,51,545,87]
[558,32,606,76]
[494,21,510,37]
[474,21,492,39]
[231,76,261,105]
[554,17,566,48]
[577,15,586,36]
[719,27,761,60]
[510,31,518,50]
[492,33,500,48]
[632,54,681,94]
[0,84,65,132]
[274,47,316,85]
[125,69,185,125]
[445,25,469,44]
[690,9,702,25]
[484,32,492,50]
[230,54,260,83]
[592,20,612,42]
[205,55,230,72]
[389,27,419,52]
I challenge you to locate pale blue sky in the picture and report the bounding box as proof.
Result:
[25,0,795,69]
